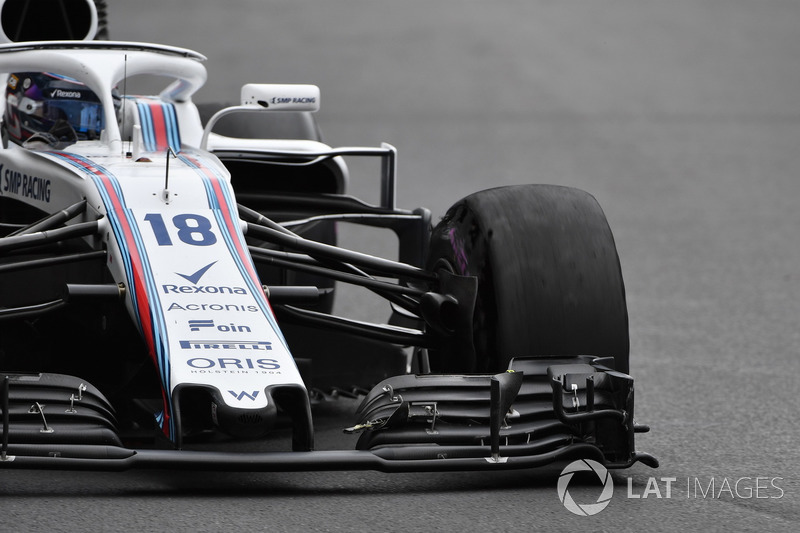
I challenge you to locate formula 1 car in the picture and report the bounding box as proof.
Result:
[0,0,656,472]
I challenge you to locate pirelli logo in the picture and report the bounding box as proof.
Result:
[179,340,272,351]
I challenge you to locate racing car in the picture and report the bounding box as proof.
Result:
[0,0,657,472]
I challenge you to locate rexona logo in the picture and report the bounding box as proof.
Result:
[166,262,247,295]
[177,262,216,284]
[163,284,247,295]
[50,89,82,98]
[557,459,614,516]
[180,340,272,351]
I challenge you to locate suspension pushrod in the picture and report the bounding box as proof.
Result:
[275,305,437,349]
[249,247,425,298]
[0,250,106,274]
[245,222,435,283]
[8,199,87,237]
[0,221,99,255]
[238,204,297,236]
[0,299,67,321]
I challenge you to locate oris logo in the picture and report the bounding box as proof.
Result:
[187,357,280,370]
[50,89,82,99]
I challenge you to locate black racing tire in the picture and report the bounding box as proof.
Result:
[426,184,630,374]
[0,0,109,41]
[94,0,110,39]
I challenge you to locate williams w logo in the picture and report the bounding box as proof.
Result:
[228,390,259,401]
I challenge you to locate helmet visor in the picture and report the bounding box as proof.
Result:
[42,98,104,138]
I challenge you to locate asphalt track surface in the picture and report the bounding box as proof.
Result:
[2,1,799,532]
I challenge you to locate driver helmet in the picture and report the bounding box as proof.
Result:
[4,72,105,145]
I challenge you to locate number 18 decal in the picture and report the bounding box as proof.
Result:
[144,213,217,246]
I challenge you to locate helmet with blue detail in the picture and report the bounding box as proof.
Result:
[4,72,106,146]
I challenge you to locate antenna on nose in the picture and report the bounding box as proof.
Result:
[163,146,177,203]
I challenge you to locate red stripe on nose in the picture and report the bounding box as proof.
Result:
[148,102,169,150]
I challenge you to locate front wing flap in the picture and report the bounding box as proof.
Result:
[0,357,657,472]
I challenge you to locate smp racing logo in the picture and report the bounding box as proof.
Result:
[0,164,51,202]
[271,96,316,105]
